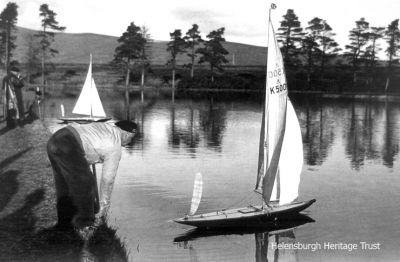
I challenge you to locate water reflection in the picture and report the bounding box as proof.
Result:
[199,99,227,151]
[42,94,400,171]
[174,215,314,262]
[382,102,400,168]
[298,97,335,166]
[42,94,400,170]
[342,100,400,170]
[256,230,299,262]
[293,96,400,170]
[167,100,227,154]
[168,105,201,155]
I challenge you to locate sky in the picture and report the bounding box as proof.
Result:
[11,0,400,56]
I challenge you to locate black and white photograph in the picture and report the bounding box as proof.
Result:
[0,0,399,261]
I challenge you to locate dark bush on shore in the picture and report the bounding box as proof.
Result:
[177,72,264,90]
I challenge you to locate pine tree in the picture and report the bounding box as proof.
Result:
[114,22,146,119]
[364,27,384,70]
[184,24,202,79]
[167,29,186,89]
[319,21,340,74]
[0,2,18,72]
[36,4,65,92]
[277,9,304,68]
[384,19,400,92]
[138,26,152,89]
[303,17,324,88]
[198,27,229,83]
[24,34,41,84]
[344,18,369,84]
[385,19,400,70]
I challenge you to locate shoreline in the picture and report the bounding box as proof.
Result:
[22,82,400,103]
[0,119,129,261]
[0,119,57,259]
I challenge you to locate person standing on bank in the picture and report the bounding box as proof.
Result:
[2,66,25,127]
[47,120,137,239]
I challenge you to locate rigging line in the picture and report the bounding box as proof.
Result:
[199,192,258,213]
[224,191,261,210]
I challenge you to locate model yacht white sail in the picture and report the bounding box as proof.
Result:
[59,54,111,123]
[174,4,315,228]
[189,173,203,216]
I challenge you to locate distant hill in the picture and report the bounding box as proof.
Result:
[14,26,267,66]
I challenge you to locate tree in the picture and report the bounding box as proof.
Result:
[303,18,341,80]
[319,21,340,74]
[384,19,400,92]
[36,4,65,93]
[198,27,229,83]
[114,22,146,119]
[385,20,400,70]
[167,29,186,90]
[277,9,304,68]
[344,18,369,84]
[0,2,18,72]
[184,24,202,79]
[364,27,384,69]
[302,17,324,88]
[363,26,384,90]
[24,34,41,84]
[138,26,152,89]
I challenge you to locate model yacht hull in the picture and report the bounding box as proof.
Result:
[174,199,316,228]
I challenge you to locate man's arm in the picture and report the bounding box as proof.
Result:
[97,146,122,218]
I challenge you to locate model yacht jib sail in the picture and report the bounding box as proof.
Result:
[189,173,203,216]
[59,54,110,123]
[174,4,315,229]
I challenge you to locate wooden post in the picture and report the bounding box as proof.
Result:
[125,65,130,120]
[385,77,390,96]
[141,67,144,104]
[172,68,175,104]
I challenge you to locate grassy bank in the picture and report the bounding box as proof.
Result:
[0,119,129,261]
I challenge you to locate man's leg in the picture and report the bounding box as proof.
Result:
[47,128,96,229]
[48,156,76,229]
[14,88,24,121]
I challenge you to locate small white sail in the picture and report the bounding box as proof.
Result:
[189,173,203,216]
[72,54,106,117]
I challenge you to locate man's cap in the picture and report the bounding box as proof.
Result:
[115,120,138,133]
[10,66,20,72]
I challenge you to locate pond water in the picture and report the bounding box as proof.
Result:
[43,91,400,262]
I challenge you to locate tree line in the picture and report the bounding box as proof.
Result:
[1,2,65,94]
[0,2,228,93]
[1,3,400,93]
[272,9,400,92]
[113,22,228,118]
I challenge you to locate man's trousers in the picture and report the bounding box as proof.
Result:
[47,127,99,229]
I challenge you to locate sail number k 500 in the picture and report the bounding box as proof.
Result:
[269,83,287,94]
[268,68,287,94]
